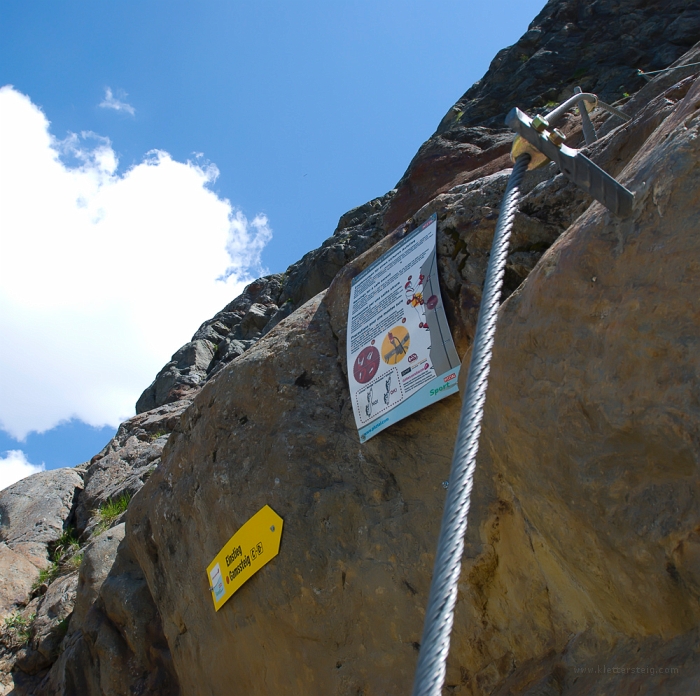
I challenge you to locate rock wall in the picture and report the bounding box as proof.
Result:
[453,70,700,696]
[0,469,84,694]
[0,405,188,696]
[2,2,700,694]
[120,70,700,694]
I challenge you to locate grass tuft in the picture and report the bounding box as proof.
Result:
[52,528,80,562]
[53,616,70,639]
[28,526,84,594]
[68,552,84,569]
[31,561,60,592]
[95,492,132,533]
[2,612,35,647]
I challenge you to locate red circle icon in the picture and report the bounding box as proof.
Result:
[353,346,380,384]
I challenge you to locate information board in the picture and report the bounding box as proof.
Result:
[347,214,461,441]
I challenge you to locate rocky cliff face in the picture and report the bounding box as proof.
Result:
[2,1,700,694]
[134,0,700,415]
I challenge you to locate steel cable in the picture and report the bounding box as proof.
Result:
[411,152,531,696]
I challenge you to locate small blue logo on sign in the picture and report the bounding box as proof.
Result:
[210,563,225,601]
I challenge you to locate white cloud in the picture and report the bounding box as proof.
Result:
[0,450,45,492]
[99,87,135,115]
[0,85,272,439]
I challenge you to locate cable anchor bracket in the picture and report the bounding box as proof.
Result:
[506,106,635,218]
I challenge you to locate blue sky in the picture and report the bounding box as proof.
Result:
[0,0,544,484]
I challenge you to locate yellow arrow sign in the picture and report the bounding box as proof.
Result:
[206,505,283,612]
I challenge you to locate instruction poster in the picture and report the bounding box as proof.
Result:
[347,213,460,442]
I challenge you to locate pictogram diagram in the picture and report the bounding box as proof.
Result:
[354,367,403,424]
[353,345,380,384]
[381,325,410,365]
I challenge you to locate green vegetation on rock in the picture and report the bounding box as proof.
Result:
[53,528,80,560]
[1,612,35,647]
[97,492,132,531]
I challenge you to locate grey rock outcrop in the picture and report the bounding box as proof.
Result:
[0,468,84,624]
[0,406,186,694]
[0,469,84,694]
[37,540,178,696]
[14,573,78,677]
[76,400,191,537]
[69,524,125,635]
[0,546,39,626]
[0,469,84,573]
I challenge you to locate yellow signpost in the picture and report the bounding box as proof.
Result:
[206,505,283,612]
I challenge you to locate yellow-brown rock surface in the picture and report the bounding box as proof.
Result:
[125,293,458,695]
[457,75,700,694]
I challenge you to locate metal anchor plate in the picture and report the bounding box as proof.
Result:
[506,107,635,218]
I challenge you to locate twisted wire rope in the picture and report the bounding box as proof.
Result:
[412,153,531,696]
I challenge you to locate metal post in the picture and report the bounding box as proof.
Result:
[574,86,597,145]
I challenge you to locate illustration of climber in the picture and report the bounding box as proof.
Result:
[383,373,392,405]
[365,386,376,418]
[405,274,429,329]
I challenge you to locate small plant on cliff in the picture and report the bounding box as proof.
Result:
[53,616,70,639]
[52,528,80,561]
[32,561,61,591]
[68,552,84,569]
[149,430,167,442]
[1,612,35,648]
[28,528,84,594]
[97,492,132,529]
[141,466,157,482]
